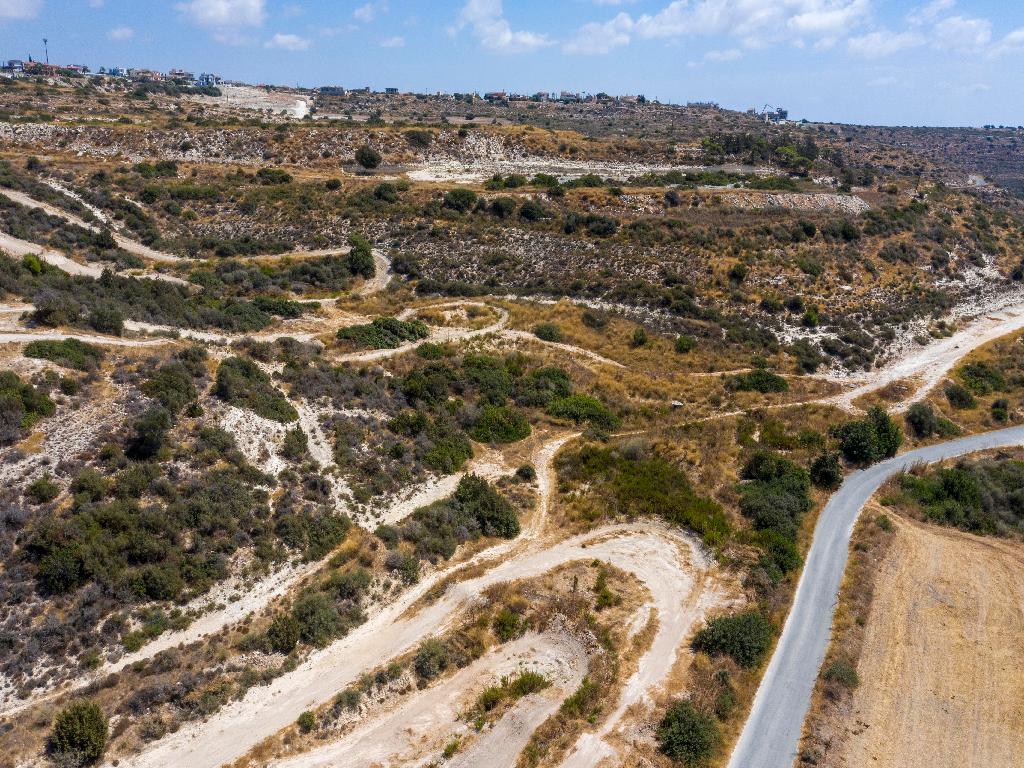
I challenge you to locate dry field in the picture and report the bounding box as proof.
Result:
[830,516,1024,768]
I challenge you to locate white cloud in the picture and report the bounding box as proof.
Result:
[176,0,265,28]
[455,0,552,53]
[991,27,1024,57]
[932,15,991,51]
[847,28,924,57]
[379,35,404,47]
[705,47,742,61]
[264,32,310,50]
[628,0,871,49]
[563,12,633,54]
[354,2,387,22]
[906,0,954,26]
[107,25,135,40]
[0,0,41,19]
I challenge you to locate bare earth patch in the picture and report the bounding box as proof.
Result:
[835,518,1024,768]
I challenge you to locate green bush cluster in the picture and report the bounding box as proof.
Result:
[739,450,810,577]
[559,445,730,546]
[692,610,774,668]
[656,700,721,766]
[832,406,902,465]
[898,458,1024,535]
[546,394,619,430]
[0,370,55,444]
[337,317,429,349]
[470,405,531,443]
[23,338,104,371]
[215,356,298,422]
[727,368,789,393]
[50,700,108,765]
[378,475,519,564]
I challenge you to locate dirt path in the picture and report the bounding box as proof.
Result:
[0,330,166,347]
[1,187,183,264]
[835,518,1024,768]
[271,632,587,768]
[118,522,721,768]
[824,292,1024,411]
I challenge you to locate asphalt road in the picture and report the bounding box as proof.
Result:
[727,424,1024,768]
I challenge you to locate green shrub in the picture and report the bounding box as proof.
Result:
[809,453,843,490]
[470,405,531,444]
[23,338,103,371]
[443,188,478,213]
[214,356,298,422]
[347,232,375,278]
[414,638,448,680]
[355,145,381,169]
[958,361,1005,395]
[631,326,648,347]
[292,593,340,648]
[675,335,696,353]
[337,317,429,349]
[533,322,563,342]
[945,382,977,409]
[991,398,1010,422]
[547,394,619,430]
[141,362,197,415]
[833,407,903,465]
[692,610,773,668]
[493,608,522,642]
[656,700,720,766]
[256,167,292,185]
[50,700,108,765]
[905,402,939,438]
[27,472,59,503]
[281,426,308,460]
[822,659,859,688]
[126,406,172,460]
[266,614,301,654]
[728,369,788,393]
[296,710,316,733]
[0,370,55,444]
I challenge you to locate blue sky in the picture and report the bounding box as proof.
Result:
[2,1,1022,126]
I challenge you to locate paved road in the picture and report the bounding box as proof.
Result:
[728,424,1024,768]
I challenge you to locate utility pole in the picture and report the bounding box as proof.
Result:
[42,38,48,65]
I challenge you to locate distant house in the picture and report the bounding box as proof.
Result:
[385,87,398,94]
[127,68,163,81]
[107,67,127,78]
[168,69,195,82]
[484,91,507,101]
[559,91,580,103]
[4,60,24,72]
[532,91,549,101]
[196,73,220,87]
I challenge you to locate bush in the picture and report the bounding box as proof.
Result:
[958,361,1005,395]
[443,188,478,213]
[337,317,429,350]
[266,614,301,654]
[493,608,522,642]
[292,593,340,648]
[414,638,448,680]
[631,326,648,347]
[905,402,939,438]
[692,610,773,668]
[141,362,197,415]
[0,370,55,444]
[354,145,381,169]
[533,322,563,342]
[809,453,843,490]
[347,232,375,279]
[256,167,292,185]
[471,405,531,443]
[675,335,696,353]
[296,711,316,733]
[547,394,619,430]
[728,369,788,393]
[23,338,103,371]
[945,382,977,409]
[215,356,298,422]
[656,700,721,766]
[27,472,60,503]
[834,406,902,465]
[281,426,308,460]
[126,406,172,460]
[822,659,859,688]
[50,700,108,765]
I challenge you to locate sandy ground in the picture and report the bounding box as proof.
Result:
[272,631,587,768]
[116,521,722,768]
[836,518,1024,768]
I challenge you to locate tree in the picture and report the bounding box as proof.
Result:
[127,406,172,460]
[50,700,108,765]
[414,638,448,680]
[905,402,939,438]
[657,700,720,766]
[266,614,301,654]
[692,610,773,668]
[443,188,477,213]
[347,233,375,279]
[354,145,381,170]
[809,453,843,490]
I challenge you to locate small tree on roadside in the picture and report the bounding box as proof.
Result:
[656,700,721,765]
